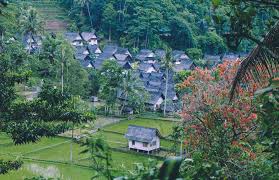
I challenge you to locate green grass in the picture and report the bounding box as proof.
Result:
[103,118,176,137]
[0,118,176,179]
[0,161,95,180]
[0,136,68,155]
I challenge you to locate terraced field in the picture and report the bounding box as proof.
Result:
[10,0,72,32]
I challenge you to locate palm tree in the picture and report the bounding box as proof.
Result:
[119,69,145,114]
[162,48,173,117]
[19,6,43,54]
[75,0,94,30]
[230,21,279,100]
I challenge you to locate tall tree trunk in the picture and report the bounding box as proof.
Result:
[120,92,128,115]
[109,24,111,42]
[86,1,94,30]
[61,61,64,94]
[163,68,169,117]
[145,29,148,48]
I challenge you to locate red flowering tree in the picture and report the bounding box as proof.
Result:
[178,60,261,178]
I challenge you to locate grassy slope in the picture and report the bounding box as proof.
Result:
[10,0,72,32]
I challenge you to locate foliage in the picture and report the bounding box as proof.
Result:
[0,41,30,115]
[60,0,228,52]
[2,84,94,144]
[186,48,203,61]
[99,60,123,114]
[81,137,113,180]
[119,70,147,114]
[178,60,260,178]
[256,76,279,178]
[197,32,227,55]
[213,0,278,51]
[0,159,23,174]
[36,34,90,97]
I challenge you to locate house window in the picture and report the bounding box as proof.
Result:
[152,141,156,146]
[132,140,135,145]
[143,142,148,147]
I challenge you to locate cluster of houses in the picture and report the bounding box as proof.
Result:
[62,32,196,113]
[19,32,246,113]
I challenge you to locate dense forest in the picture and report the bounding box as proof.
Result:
[61,0,277,54]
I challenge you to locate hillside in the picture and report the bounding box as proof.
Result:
[10,0,72,32]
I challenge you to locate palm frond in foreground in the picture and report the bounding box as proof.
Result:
[230,21,279,100]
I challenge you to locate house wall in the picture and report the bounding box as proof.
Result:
[146,67,156,73]
[128,137,160,152]
[72,41,83,46]
[89,39,98,45]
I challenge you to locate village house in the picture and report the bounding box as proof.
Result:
[80,32,98,45]
[64,32,83,46]
[136,49,156,63]
[87,44,102,56]
[125,125,160,153]
[172,50,190,62]
[146,92,164,111]
[138,62,157,73]
[173,59,196,72]
[155,49,166,61]
[91,45,132,70]
[22,33,43,53]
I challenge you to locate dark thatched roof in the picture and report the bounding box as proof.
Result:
[125,125,160,143]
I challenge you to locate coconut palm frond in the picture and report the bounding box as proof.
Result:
[230,21,279,100]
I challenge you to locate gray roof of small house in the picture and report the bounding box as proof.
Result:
[75,53,87,61]
[140,72,150,79]
[103,45,118,54]
[173,60,195,72]
[136,49,155,61]
[64,32,82,42]
[125,125,160,143]
[117,61,132,69]
[81,60,93,68]
[148,81,162,87]
[115,47,130,55]
[147,92,163,105]
[80,32,97,41]
[75,46,89,55]
[115,54,130,61]
[149,72,164,81]
[138,63,156,72]
[155,49,166,60]
[88,45,101,54]
[172,50,190,61]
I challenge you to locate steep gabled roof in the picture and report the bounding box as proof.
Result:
[173,59,195,72]
[155,49,166,60]
[138,63,156,72]
[64,32,82,42]
[75,46,89,55]
[81,60,93,68]
[147,92,163,105]
[80,32,97,41]
[136,49,155,61]
[125,125,160,143]
[172,50,190,61]
[103,45,118,54]
[117,61,132,69]
[88,45,101,54]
